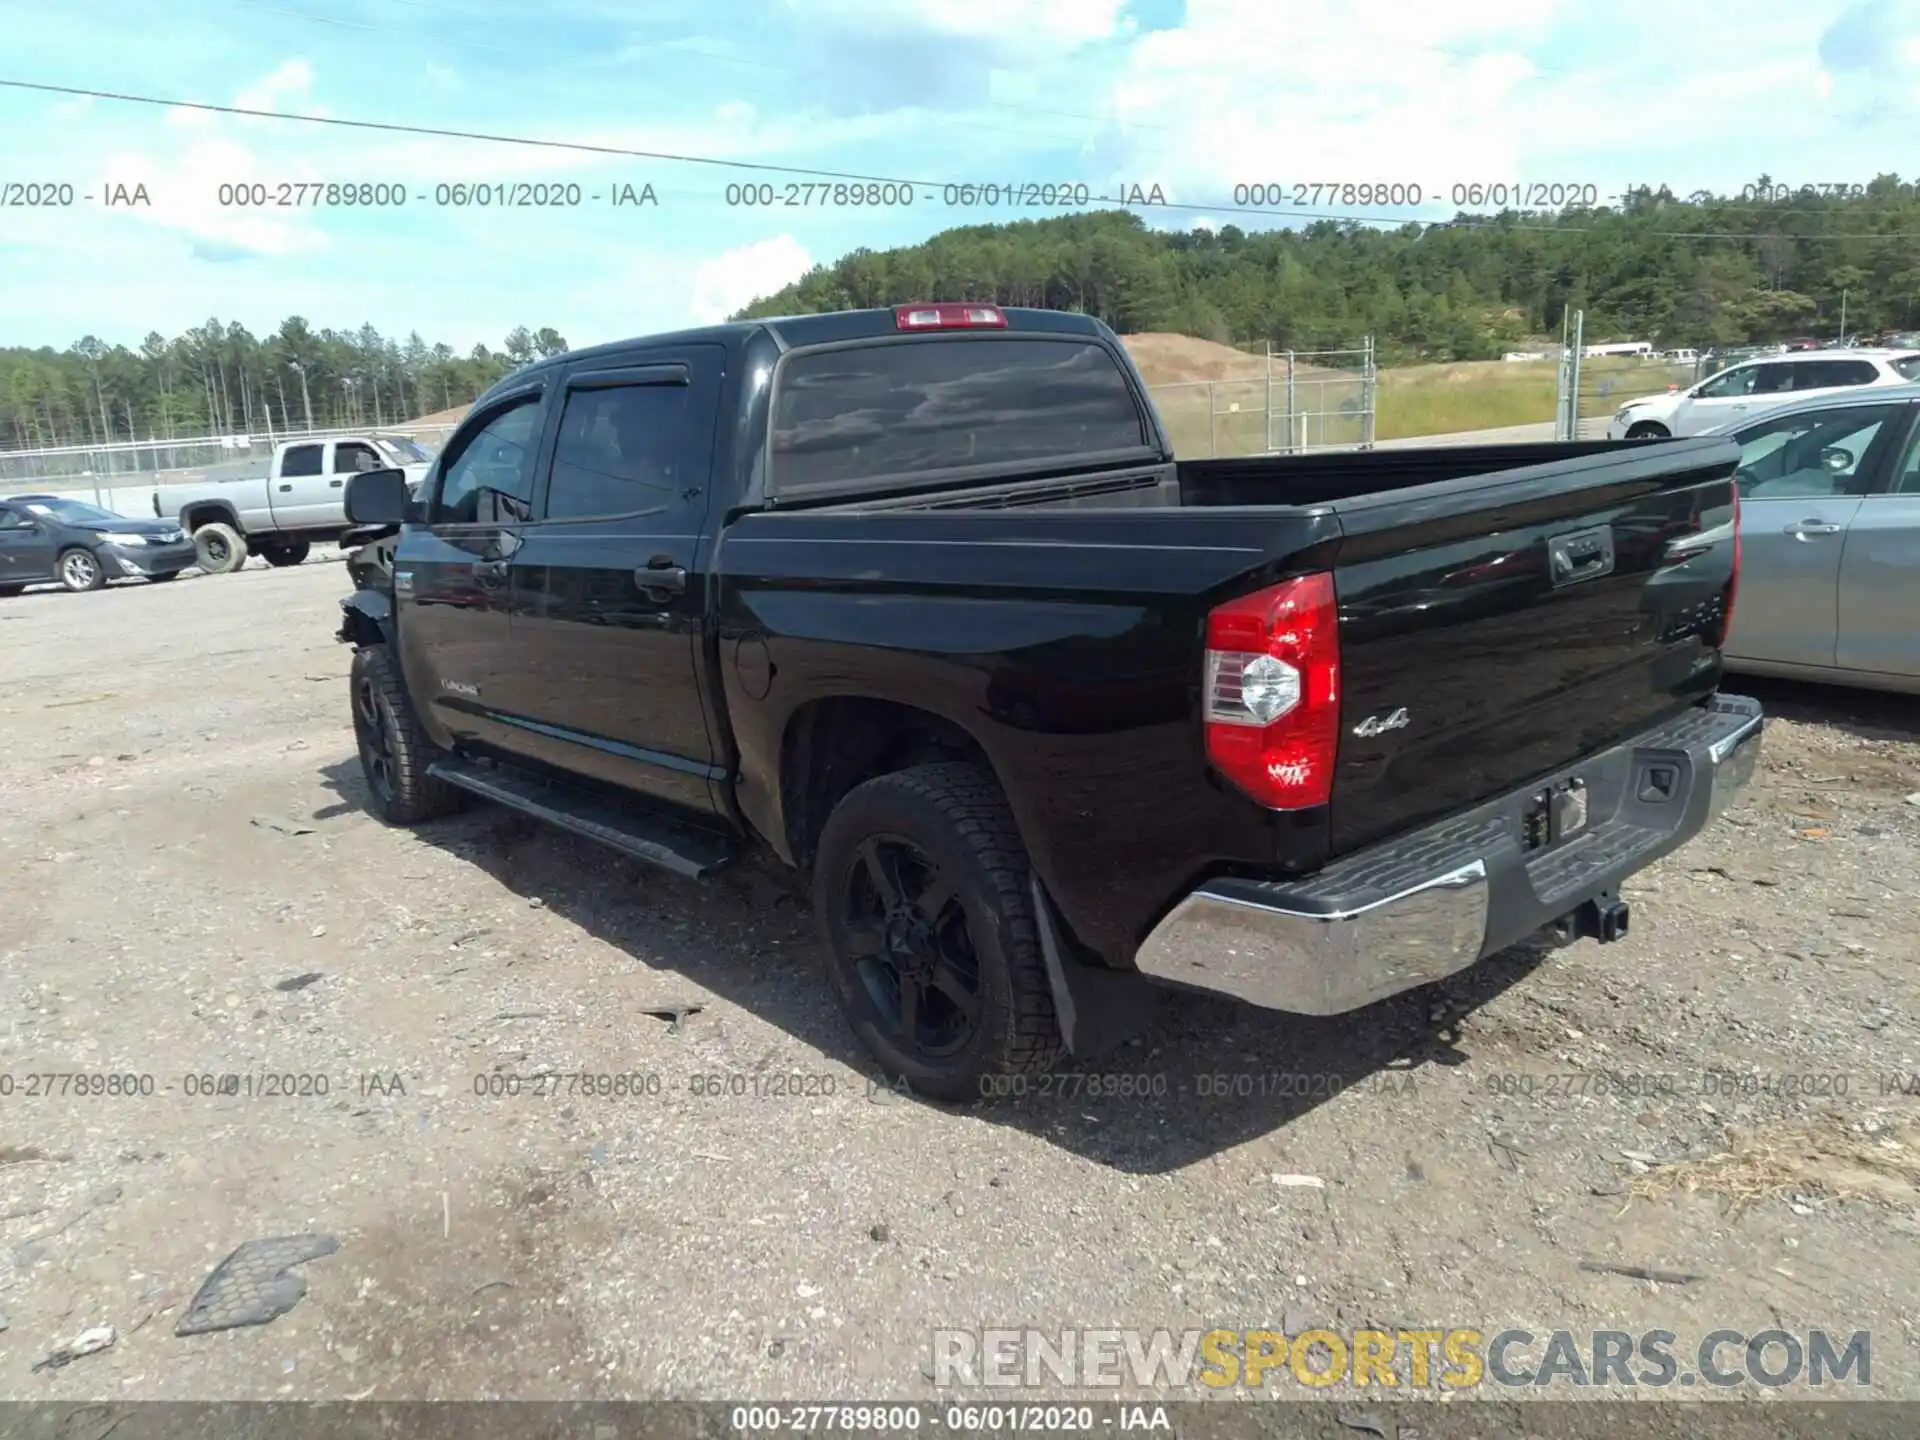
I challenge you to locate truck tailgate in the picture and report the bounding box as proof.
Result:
[1326,438,1740,856]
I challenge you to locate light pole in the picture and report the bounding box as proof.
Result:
[288,360,314,432]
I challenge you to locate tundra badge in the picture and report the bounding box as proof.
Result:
[1353,707,1410,738]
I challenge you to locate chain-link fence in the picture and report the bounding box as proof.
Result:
[0,424,460,504]
[1148,342,1377,459]
[1552,313,1720,440]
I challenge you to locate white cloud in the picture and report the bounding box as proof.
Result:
[1102,0,1563,205]
[691,235,813,322]
[234,59,318,116]
[1086,0,1915,215]
[792,0,1126,46]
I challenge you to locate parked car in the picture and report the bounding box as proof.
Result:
[151,433,434,575]
[0,494,196,595]
[331,302,1758,1100]
[1609,349,1920,440]
[1704,384,1920,694]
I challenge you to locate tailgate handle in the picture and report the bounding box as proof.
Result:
[1548,525,1616,586]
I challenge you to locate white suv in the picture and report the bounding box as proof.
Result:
[1607,349,1920,440]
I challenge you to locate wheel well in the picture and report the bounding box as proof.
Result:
[781,697,992,868]
[181,503,241,533]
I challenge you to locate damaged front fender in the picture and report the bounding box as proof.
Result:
[337,589,393,648]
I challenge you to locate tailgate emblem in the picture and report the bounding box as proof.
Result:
[1353,707,1410,738]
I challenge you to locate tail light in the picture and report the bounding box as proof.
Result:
[1714,484,1741,646]
[1203,572,1341,810]
[894,303,1007,330]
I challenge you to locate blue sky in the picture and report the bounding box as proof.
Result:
[3,0,1918,359]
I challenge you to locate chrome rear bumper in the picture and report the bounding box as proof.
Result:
[1132,694,1764,1016]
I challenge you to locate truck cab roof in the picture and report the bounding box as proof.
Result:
[469,306,1117,410]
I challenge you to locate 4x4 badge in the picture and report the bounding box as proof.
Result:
[1353,707,1410,737]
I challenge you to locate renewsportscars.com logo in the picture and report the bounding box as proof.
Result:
[931,1327,1872,1391]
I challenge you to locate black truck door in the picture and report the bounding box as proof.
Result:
[499,346,727,816]
[394,385,546,755]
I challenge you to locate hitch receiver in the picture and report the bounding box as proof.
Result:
[1549,888,1631,946]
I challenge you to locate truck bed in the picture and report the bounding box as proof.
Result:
[715,436,1741,961]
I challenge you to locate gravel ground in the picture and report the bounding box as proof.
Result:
[1,559,1917,1412]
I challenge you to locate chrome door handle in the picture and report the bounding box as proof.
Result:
[634,560,686,599]
[1784,520,1841,538]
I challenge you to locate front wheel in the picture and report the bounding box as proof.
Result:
[58,548,106,592]
[193,522,248,574]
[812,762,1064,1103]
[260,538,312,567]
[1625,422,1670,440]
[349,645,467,826]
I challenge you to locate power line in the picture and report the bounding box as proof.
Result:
[4,78,1920,240]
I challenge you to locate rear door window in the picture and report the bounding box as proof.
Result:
[1793,359,1879,389]
[769,336,1148,496]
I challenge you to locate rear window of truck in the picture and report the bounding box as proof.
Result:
[769,336,1148,495]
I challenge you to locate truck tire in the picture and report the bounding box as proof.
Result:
[349,644,467,826]
[260,538,312,567]
[193,522,248,574]
[812,761,1064,1102]
[58,548,106,592]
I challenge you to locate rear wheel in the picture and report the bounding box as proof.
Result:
[58,548,106,592]
[193,522,248,574]
[349,644,467,826]
[259,537,312,567]
[812,762,1063,1103]
[1625,422,1670,440]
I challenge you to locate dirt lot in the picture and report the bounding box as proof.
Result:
[1,560,1917,1410]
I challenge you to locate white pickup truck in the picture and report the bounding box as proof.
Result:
[151,434,433,574]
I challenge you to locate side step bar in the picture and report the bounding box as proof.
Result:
[427,758,735,880]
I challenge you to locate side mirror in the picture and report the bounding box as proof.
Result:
[344,467,410,525]
[1821,446,1853,473]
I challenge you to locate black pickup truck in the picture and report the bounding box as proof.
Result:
[335,302,1761,1100]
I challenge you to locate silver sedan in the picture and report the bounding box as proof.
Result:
[1705,384,1920,694]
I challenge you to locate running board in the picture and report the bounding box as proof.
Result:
[427,758,735,880]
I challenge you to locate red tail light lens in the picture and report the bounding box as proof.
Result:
[893,303,1007,330]
[1203,571,1341,810]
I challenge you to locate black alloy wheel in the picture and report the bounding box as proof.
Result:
[353,663,399,808]
[347,645,466,825]
[812,762,1063,1102]
[840,833,982,1061]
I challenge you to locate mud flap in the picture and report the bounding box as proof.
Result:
[1030,874,1161,1059]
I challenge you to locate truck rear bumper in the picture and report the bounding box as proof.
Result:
[1132,692,1763,1016]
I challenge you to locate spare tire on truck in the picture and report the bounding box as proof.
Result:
[193,522,248,574]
